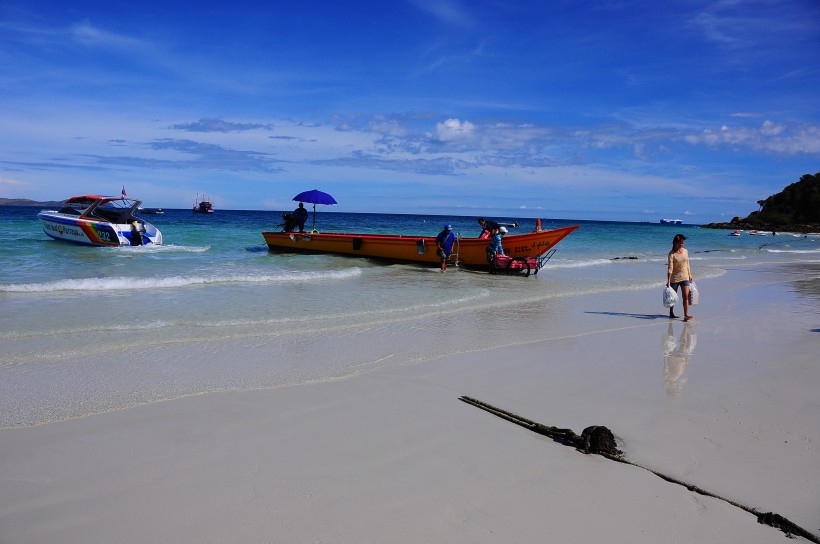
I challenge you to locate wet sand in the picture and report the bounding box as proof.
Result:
[1,263,818,543]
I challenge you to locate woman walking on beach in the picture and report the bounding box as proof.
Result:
[667,233,694,321]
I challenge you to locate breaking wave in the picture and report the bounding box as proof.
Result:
[545,258,612,269]
[764,248,820,254]
[0,268,362,293]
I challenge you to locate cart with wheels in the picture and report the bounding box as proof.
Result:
[488,249,556,277]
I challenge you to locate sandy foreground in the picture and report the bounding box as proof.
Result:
[1,264,818,544]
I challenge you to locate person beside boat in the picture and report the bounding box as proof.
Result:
[435,224,456,272]
[477,217,500,239]
[129,221,144,246]
[666,233,694,321]
[293,202,309,232]
[486,226,506,260]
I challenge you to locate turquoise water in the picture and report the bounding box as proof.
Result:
[2,206,818,427]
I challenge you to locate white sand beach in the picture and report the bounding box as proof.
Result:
[1,263,818,543]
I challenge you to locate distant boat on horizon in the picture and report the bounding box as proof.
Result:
[192,194,214,214]
[660,218,683,225]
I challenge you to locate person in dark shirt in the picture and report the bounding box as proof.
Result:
[293,202,309,232]
[477,217,500,239]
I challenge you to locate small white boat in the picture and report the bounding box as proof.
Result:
[660,218,683,225]
[730,231,741,236]
[38,195,163,246]
[139,207,165,215]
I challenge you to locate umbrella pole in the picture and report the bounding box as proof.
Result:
[312,203,317,231]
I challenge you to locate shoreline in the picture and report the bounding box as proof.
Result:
[1,262,818,543]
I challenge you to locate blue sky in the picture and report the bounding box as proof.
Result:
[1,0,818,222]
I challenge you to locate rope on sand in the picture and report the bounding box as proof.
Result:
[458,396,819,543]
[459,395,621,456]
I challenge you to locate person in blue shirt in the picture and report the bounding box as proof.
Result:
[292,202,309,232]
[435,224,456,272]
[486,226,506,260]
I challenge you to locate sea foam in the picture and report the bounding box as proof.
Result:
[0,268,363,293]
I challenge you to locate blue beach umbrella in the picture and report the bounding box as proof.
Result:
[292,189,338,231]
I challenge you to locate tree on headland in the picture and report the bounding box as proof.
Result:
[744,173,819,225]
[703,172,820,232]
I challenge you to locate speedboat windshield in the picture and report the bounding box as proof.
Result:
[97,198,140,212]
[58,197,97,215]
[89,198,141,223]
[57,196,142,222]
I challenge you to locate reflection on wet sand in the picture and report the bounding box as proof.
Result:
[663,322,697,396]
[789,263,820,300]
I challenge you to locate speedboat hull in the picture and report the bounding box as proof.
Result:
[261,225,579,268]
[38,195,163,247]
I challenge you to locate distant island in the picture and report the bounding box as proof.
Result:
[702,172,820,234]
[0,198,64,208]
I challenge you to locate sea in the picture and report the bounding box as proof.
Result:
[2,206,818,428]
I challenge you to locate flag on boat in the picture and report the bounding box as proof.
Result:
[122,185,127,197]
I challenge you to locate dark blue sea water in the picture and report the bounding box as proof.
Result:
[2,206,818,427]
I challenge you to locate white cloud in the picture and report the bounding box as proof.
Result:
[369,118,408,138]
[685,120,820,154]
[170,118,272,133]
[435,118,476,142]
[760,119,784,136]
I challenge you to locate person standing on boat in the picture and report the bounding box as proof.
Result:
[293,202,309,232]
[666,233,694,321]
[477,217,500,239]
[435,224,456,272]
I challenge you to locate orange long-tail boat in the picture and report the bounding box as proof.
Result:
[261,224,579,270]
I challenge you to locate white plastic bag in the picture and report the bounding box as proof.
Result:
[688,281,699,305]
[663,286,678,308]
[663,334,677,355]
[684,331,697,355]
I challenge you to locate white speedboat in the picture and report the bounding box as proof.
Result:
[38,195,163,246]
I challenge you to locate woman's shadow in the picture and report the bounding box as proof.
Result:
[585,311,669,320]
